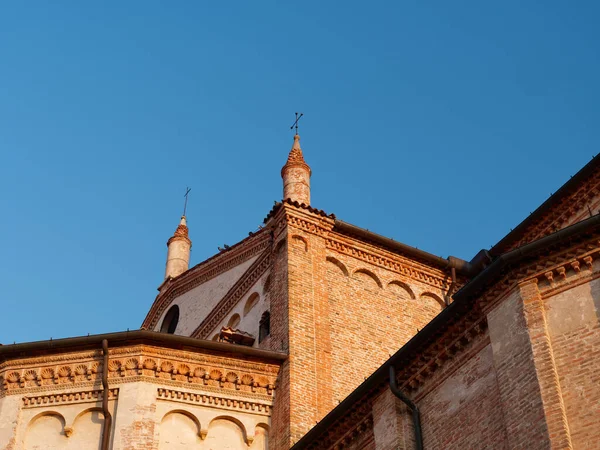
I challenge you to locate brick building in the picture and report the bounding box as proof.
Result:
[1,134,599,449]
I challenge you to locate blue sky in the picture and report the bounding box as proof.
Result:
[1,2,599,343]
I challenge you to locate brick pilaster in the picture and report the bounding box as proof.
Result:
[519,279,572,449]
[487,283,572,450]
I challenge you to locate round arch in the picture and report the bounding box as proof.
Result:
[160,305,180,334]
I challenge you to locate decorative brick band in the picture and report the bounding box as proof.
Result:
[23,388,119,408]
[157,388,271,415]
[1,348,279,399]
[326,236,453,290]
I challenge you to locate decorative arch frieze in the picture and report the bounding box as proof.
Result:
[326,256,349,277]
[291,234,309,251]
[208,415,249,443]
[353,268,383,288]
[387,280,416,300]
[420,292,445,308]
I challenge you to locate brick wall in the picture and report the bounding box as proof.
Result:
[418,337,508,449]
[267,205,451,448]
[325,249,445,403]
[546,276,600,447]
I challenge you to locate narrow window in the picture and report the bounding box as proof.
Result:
[160,305,180,334]
[259,311,270,343]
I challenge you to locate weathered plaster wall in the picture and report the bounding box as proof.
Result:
[0,344,279,450]
[0,395,21,450]
[154,255,259,336]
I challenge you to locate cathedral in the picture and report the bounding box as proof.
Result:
[1,134,599,450]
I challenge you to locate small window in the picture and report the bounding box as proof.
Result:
[160,305,180,334]
[259,311,270,343]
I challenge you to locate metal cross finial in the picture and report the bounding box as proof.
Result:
[290,112,303,135]
[183,187,191,217]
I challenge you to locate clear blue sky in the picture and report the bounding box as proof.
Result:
[1,2,599,343]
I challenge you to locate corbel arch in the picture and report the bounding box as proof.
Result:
[326,256,349,277]
[388,280,416,299]
[353,268,383,288]
[27,411,67,428]
[291,234,309,251]
[25,412,67,448]
[421,292,445,309]
[206,415,250,445]
[159,409,203,444]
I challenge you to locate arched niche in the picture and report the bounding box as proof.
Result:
[326,256,349,277]
[159,410,202,449]
[160,305,180,334]
[69,408,103,449]
[244,292,260,317]
[205,416,248,448]
[353,268,383,288]
[25,412,66,450]
[421,292,445,309]
[414,292,446,330]
[251,423,270,450]
[227,313,241,329]
[291,234,308,251]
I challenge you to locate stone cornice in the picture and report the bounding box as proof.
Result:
[143,229,271,330]
[0,345,280,399]
[191,248,272,339]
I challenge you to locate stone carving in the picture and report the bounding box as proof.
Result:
[1,346,279,399]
